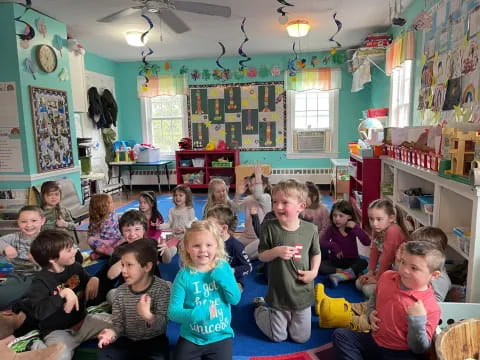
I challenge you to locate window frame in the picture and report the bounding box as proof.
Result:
[140,95,188,160]
[389,59,413,128]
[286,89,339,159]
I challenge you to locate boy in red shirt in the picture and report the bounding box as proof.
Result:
[333,240,444,359]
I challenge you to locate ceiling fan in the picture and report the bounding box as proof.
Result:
[97,0,231,34]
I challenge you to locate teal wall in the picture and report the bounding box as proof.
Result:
[0,3,81,193]
[370,63,390,109]
[115,53,371,168]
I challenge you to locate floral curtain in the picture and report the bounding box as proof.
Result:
[285,67,342,91]
[386,31,415,75]
[137,74,187,97]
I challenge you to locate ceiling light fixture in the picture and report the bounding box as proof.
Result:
[125,30,148,47]
[286,19,310,38]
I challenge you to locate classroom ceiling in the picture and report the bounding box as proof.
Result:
[16,0,413,62]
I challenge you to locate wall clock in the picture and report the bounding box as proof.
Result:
[36,44,58,73]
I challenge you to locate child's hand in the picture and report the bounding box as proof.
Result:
[335,251,344,259]
[369,310,381,331]
[56,217,68,228]
[358,271,373,285]
[4,245,18,258]
[275,245,297,260]
[236,180,246,195]
[253,162,263,182]
[152,218,163,230]
[346,221,356,229]
[85,277,99,300]
[98,328,117,349]
[173,227,184,234]
[59,287,79,313]
[137,294,154,322]
[297,269,316,283]
[157,240,168,255]
[407,300,426,317]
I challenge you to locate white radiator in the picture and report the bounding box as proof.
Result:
[269,168,331,184]
[124,168,332,186]
[123,169,177,185]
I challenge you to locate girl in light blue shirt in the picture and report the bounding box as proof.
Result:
[168,220,241,360]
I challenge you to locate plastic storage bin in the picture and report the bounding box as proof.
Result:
[180,159,192,167]
[192,158,205,167]
[403,192,420,209]
[417,195,434,214]
[137,148,161,163]
[182,172,204,184]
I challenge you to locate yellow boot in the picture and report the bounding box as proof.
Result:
[314,283,327,315]
[318,293,353,328]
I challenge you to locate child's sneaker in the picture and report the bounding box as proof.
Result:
[252,296,265,308]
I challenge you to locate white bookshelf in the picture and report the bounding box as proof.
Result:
[381,157,480,302]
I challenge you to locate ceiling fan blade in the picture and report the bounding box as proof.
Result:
[157,10,190,33]
[174,1,231,17]
[97,7,142,23]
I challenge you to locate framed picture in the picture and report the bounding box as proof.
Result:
[29,86,74,173]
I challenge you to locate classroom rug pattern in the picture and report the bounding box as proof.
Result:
[249,343,334,360]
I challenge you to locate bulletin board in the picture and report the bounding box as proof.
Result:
[418,0,480,124]
[188,82,286,150]
[29,86,74,173]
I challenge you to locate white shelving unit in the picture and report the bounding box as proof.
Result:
[381,157,480,302]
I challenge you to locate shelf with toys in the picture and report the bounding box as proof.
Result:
[381,156,480,302]
[175,149,239,189]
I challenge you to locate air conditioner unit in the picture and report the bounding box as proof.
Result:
[295,129,330,152]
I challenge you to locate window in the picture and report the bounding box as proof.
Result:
[286,89,339,159]
[389,59,413,127]
[141,95,187,158]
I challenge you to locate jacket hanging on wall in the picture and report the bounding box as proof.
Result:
[87,87,107,128]
[100,89,118,127]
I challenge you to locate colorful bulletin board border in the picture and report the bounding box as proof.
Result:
[29,86,74,173]
[187,81,286,151]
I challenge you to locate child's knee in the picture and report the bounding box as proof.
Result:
[271,331,288,343]
[332,328,351,346]
[290,332,309,343]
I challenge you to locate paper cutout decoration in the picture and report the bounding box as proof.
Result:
[67,38,85,56]
[36,18,47,37]
[247,67,257,78]
[412,10,432,30]
[311,56,319,67]
[201,69,211,80]
[179,65,188,74]
[58,68,69,81]
[52,34,64,56]
[164,61,171,71]
[191,70,200,80]
[271,65,281,77]
[25,58,37,80]
[15,17,35,41]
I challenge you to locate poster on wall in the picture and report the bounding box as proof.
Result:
[188,82,286,151]
[29,86,74,173]
[0,82,23,172]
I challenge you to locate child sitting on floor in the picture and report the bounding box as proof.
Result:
[319,200,370,287]
[138,191,164,241]
[202,178,238,232]
[40,181,76,232]
[28,229,110,360]
[300,181,330,239]
[333,240,445,359]
[207,205,252,291]
[0,206,45,276]
[97,239,171,360]
[87,194,122,260]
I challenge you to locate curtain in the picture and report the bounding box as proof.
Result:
[386,31,415,75]
[137,74,187,97]
[285,67,342,91]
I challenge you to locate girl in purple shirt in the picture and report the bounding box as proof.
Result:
[319,200,371,287]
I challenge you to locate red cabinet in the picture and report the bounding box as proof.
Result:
[175,150,239,189]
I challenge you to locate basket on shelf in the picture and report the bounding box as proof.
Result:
[180,159,192,167]
[212,161,233,168]
[192,158,205,167]
[182,172,204,185]
[435,318,480,360]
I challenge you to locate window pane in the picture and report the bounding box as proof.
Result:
[295,112,307,128]
[306,93,318,110]
[295,94,306,110]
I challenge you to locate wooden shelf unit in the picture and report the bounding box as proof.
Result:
[175,150,239,189]
[381,156,480,302]
[349,153,381,229]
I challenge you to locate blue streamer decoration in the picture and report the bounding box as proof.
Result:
[292,42,298,60]
[238,18,251,71]
[328,12,343,48]
[140,14,154,87]
[216,42,226,71]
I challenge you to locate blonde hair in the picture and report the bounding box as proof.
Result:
[180,220,226,269]
[271,179,308,204]
[205,178,229,209]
